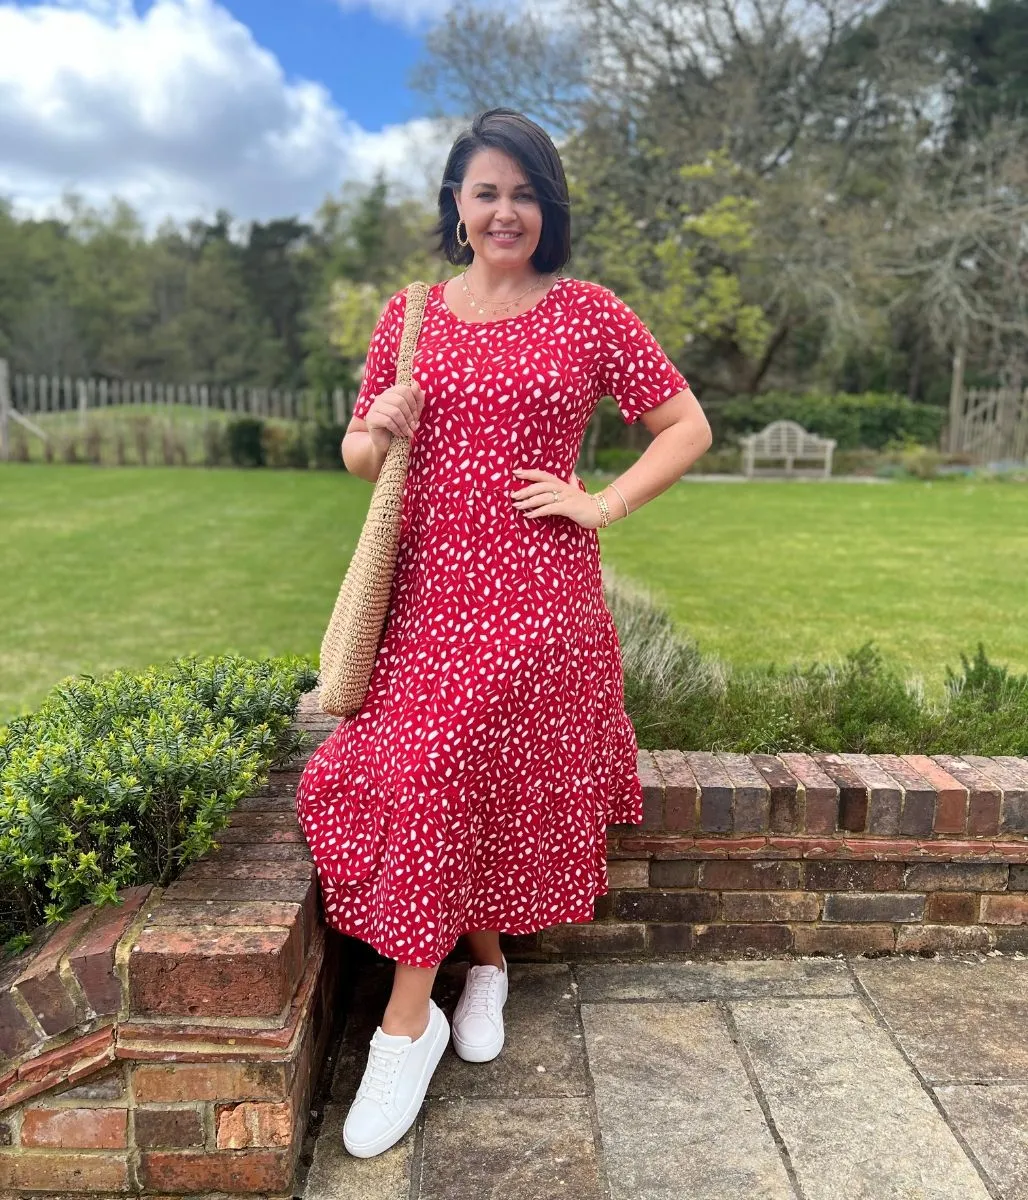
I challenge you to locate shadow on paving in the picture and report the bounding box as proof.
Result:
[299,950,1028,1200]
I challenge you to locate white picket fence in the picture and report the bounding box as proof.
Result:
[5,365,353,425]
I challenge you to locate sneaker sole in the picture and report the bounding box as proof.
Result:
[451,1027,505,1062]
[342,1012,450,1158]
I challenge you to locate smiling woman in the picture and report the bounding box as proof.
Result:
[296,106,713,1161]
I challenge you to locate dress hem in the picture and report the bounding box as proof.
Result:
[322,883,618,969]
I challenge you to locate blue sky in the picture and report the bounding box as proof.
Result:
[196,0,428,130]
[0,0,454,222]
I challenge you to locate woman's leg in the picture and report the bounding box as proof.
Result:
[465,929,505,969]
[381,963,440,1039]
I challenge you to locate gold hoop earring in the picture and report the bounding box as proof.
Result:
[455,218,469,249]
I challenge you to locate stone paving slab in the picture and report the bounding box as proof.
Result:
[581,1000,794,1199]
[420,1097,603,1200]
[934,1084,1028,1200]
[302,954,1028,1200]
[854,956,1028,1081]
[575,958,855,1002]
[732,996,992,1199]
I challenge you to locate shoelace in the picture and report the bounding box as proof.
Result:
[356,1040,405,1105]
[462,966,503,1018]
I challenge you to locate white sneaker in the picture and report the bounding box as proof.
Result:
[451,955,508,1063]
[342,997,449,1158]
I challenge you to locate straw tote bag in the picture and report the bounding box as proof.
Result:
[318,281,429,718]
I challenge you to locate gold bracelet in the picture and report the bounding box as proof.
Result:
[608,482,630,517]
[593,493,611,527]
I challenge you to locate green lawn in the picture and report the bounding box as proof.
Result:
[2,465,1026,720]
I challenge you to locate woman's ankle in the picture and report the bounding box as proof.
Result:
[381,1003,430,1040]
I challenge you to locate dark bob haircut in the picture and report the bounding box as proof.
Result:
[434,108,572,275]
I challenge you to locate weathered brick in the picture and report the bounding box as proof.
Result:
[924,892,980,924]
[252,770,303,798]
[20,1106,127,1149]
[793,923,895,955]
[823,892,925,923]
[779,753,838,834]
[963,756,1028,834]
[848,754,904,836]
[605,860,650,889]
[612,890,718,923]
[699,860,801,891]
[687,752,733,832]
[0,954,37,1060]
[132,1061,289,1104]
[162,874,315,907]
[648,859,700,888]
[135,1107,205,1149]
[716,753,770,833]
[216,1101,293,1149]
[815,755,868,832]
[130,921,304,1019]
[59,1069,126,1102]
[637,750,665,830]
[805,861,905,892]
[989,926,1028,952]
[933,756,1001,836]
[981,894,1028,925]
[68,886,151,1017]
[896,925,992,954]
[720,892,820,922]
[0,1150,129,1191]
[902,755,968,834]
[651,750,698,831]
[691,924,793,956]
[873,755,937,837]
[647,924,695,955]
[751,755,803,833]
[140,1149,293,1194]
[12,905,94,1037]
[903,863,1007,892]
[178,859,313,883]
[537,922,646,956]
[592,892,613,919]
[1009,865,1028,891]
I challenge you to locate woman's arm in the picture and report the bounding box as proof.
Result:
[341,418,389,482]
[599,386,712,520]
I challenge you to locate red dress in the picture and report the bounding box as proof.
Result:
[296,275,688,967]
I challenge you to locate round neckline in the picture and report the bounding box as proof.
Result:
[433,274,569,327]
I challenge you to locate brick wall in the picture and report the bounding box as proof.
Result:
[0,704,343,1198]
[508,750,1028,961]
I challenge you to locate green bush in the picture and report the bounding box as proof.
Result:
[226,418,266,467]
[709,392,946,450]
[605,569,1028,756]
[310,423,348,470]
[262,424,310,469]
[0,654,317,943]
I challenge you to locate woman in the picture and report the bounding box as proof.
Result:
[296,107,712,1159]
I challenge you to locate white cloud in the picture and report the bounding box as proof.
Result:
[0,0,453,225]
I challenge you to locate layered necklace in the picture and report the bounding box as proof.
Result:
[460,269,555,318]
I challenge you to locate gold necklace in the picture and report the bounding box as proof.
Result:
[460,270,551,317]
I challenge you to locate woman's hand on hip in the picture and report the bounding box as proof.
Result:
[510,468,603,529]
[365,382,425,453]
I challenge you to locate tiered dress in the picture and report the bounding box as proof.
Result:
[296,275,688,967]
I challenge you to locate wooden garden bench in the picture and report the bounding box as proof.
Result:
[739,419,836,479]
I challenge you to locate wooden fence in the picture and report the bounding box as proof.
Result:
[948,385,1028,464]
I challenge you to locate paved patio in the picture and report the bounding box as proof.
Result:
[301,951,1028,1200]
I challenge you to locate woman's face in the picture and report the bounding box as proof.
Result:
[453,148,543,270]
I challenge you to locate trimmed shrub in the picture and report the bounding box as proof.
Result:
[0,654,317,942]
[310,422,348,470]
[709,392,946,450]
[226,418,266,467]
[262,423,310,469]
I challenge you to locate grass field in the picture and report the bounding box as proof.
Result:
[1,464,1026,720]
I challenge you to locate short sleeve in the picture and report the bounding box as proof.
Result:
[352,288,408,421]
[594,289,688,424]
